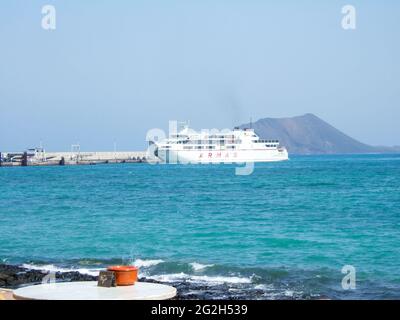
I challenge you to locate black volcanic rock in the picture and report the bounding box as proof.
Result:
[0,264,97,289]
[240,113,395,155]
[0,264,280,300]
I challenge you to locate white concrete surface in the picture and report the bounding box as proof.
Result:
[13,281,176,300]
[46,151,147,161]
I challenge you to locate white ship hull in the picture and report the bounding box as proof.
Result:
[157,148,288,164]
[151,124,289,164]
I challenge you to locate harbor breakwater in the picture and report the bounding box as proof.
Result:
[0,151,150,167]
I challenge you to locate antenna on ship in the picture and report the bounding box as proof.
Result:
[250,117,253,129]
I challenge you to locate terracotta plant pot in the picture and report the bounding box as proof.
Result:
[107,266,138,286]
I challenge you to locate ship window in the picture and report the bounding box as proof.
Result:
[196,146,202,149]
[227,146,235,149]
[183,146,192,150]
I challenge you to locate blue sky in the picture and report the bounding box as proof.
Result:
[0,1,399,151]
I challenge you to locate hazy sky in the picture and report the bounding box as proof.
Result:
[1,0,399,151]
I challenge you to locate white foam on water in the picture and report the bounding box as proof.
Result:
[284,290,295,297]
[21,258,164,278]
[147,272,252,285]
[133,259,164,268]
[190,275,252,284]
[21,263,101,277]
[145,272,186,282]
[189,262,214,271]
[254,284,274,290]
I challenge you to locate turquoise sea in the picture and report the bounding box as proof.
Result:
[1,154,400,299]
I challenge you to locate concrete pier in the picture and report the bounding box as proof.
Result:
[0,151,152,167]
[45,151,147,162]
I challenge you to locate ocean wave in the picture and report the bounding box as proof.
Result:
[21,263,101,277]
[133,259,164,268]
[20,259,165,277]
[189,262,214,271]
[254,284,274,290]
[20,262,252,286]
[146,272,252,285]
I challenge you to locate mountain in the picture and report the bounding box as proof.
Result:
[239,113,397,155]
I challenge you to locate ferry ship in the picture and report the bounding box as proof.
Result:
[152,125,288,163]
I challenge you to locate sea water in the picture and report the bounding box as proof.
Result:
[1,154,400,299]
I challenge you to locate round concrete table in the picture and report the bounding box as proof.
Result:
[13,281,176,300]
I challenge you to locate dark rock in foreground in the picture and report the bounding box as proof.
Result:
[0,264,96,289]
[0,264,277,300]
[2,264,323,299]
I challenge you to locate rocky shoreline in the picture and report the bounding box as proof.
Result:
[0,264,96,290]
[0,264,270,300]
